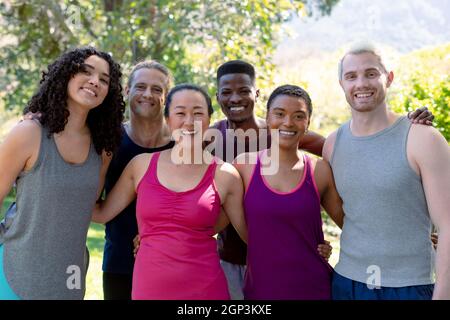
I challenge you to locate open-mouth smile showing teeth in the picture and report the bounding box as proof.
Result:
[355,92,374,98]
[279,130,296,136]
[82,87,97,97]
[229,107,245,112]
[182,130,197,135]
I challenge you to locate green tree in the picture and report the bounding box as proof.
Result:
[389,44,450,142]
[0,0,339,117]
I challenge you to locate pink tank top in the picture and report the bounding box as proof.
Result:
[132,152,229,300]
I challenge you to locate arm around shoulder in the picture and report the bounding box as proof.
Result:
[91,153,149,224]
[298,131,326,157]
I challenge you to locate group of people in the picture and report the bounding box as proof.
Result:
[0,42,448,300]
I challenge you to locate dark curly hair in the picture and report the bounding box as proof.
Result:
[24,46,125,155]
[267,84,313,116]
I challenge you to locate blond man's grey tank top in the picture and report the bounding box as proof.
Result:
[330,116,434,287]
[1,124,101,299]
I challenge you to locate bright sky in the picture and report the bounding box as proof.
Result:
[278,0,450,54]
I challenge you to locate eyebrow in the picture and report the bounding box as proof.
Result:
[272,107,306,114]
[220,85,251,90]
[82,63,110,78]
[343,71,356,76]
[174,105,205,110]
[134,82,162,87]
[344,68,380,76]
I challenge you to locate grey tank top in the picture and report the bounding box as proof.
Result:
[1,124,101,299]
[331,116,434,287]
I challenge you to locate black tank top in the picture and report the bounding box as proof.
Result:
[103,125,174,274]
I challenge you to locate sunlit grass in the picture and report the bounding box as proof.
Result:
[85,223,105,300]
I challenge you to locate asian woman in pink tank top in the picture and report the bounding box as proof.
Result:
[91,84,247,299]
[233,85,345,299]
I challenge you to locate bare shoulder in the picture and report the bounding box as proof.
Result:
[129,152,154,169]
[409,123,447,145]
[322,129,339,162]
[217,161,241,180]
[407,124,448,157]
[312,157,334,194]
[2,119,41,150]
[314,157,332,177]
[215,161,244,196]
[8,119,41,139]
[234,152,258,166]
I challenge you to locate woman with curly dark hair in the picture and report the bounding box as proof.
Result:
[0,46,125,299]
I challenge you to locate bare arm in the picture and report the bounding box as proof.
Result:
[217,163,248,244]
[214,207,230,233]
[315,159,344,229]
[322,130,338,163]
[95,151,113,200]
[298,130,326,157]
[91,155,141,224]
[409,125,450,299]
[0,121,40,210]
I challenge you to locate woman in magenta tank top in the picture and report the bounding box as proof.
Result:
[92,84,248,299]
[234,85,345,300]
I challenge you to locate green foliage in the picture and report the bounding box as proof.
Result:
[0,0,338,116]
[389,44,450,142]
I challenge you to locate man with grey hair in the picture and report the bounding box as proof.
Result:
[102,61,174,300]
[323,42,450,300]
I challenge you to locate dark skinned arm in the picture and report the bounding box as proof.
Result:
[298,131,326,157]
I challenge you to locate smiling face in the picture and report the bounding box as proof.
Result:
[127,67,168,119]
[216,73,258,124]
[266,94,310,150]
[339,52,393,113]
[166,89,210,145]
[66,55,110,111]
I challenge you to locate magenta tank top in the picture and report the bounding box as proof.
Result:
[243,150,332,300]
[132,152,229,299]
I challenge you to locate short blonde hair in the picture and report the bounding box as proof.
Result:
[338,41,388,80]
